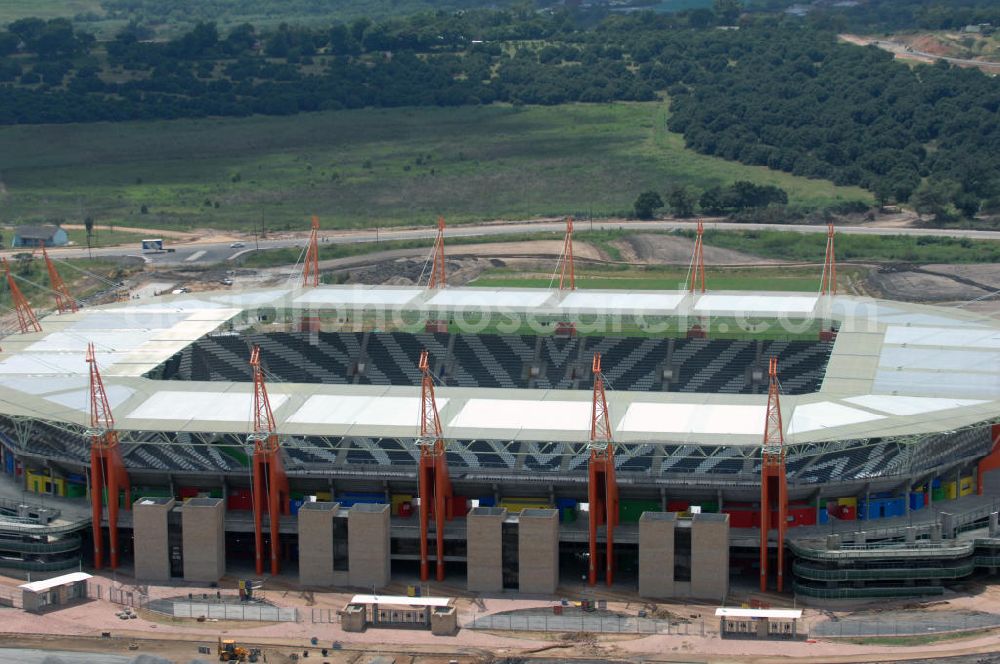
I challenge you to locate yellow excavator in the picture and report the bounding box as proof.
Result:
[217,637,260,662]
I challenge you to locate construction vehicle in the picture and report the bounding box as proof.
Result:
[217,637,261,662]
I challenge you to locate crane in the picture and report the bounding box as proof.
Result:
[688,220,706,294]
[303,215,321,288]
[558,216,575,291]
[821,224,837,295]
[759,357,787,592]
[87,342,130,569]
[416,349,453,581]
[2,257,41,334]
[249,345,289,575]
[40,241,78,314]
[587,352,618,586]
[428,217,447,289]
[554,217,578,336]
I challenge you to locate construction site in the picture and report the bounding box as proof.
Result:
[0,216,998,659]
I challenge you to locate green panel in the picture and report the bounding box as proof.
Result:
[793,582,945,599]
[65,483,86,498]
[794,560,974,581]
[221,445,250,467]
[699,501,719,513]
[618,499,661,523]
[932,488,946,501]
[132,486,172,499]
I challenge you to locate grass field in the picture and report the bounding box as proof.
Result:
[0,103,871,233]
[469,265,849,293]
[692,228,1000,263]
[0,0,103,24]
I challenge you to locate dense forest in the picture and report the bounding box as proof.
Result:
[1,1,999,219]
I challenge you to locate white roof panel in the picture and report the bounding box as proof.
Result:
[27,331,149,353]
[67,311,190,331]
[0,376,87,395]
[287,394,447,428]
[557,291,686,311]
[350,594,451,607]
[20,572,92,592]
[788,402,884,435]
[874,370,1000,399]
[46,385,135,413]
[843,395,988,416]
[619,403,765,436]
[0,352,111,376]
[716,607,801,619]
[878,347,999,373]
[293,288,422,306]
[449,399,590,431]
[883,326,1000,348]
[127,390,289,422]
[426,289,553,308]
[113,299,230,312]
[693,294,817,314]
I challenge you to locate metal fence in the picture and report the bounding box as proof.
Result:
[813,611,1000,638]
[108,586,145,608]
[310,608,340,623]
[465,613,703,635]
[172,602,297,622]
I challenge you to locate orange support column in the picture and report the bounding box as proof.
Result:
[90,447,105,570]
[416,350,453,582]
[759,357,787,593]
[587,353,618,587]
[86,343,129,570]
[248,345,288,576]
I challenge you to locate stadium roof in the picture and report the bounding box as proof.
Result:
[0,285,996,447]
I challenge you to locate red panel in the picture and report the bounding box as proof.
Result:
[723,509,757,528]
[449,495,469,517]
[667,500,690,512]
[179,487,199,498]
[786,507,816,527]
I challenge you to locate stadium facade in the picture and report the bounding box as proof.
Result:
[0,284,998,601]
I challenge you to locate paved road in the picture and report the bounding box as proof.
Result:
[0,648,144,664]
[18,219,1000,267]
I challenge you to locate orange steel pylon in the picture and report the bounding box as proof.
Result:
[40,241,77,314]
[588,352,619,586]
[821,224,837,295]
[428,217,447,289]
[759,357,787,592]
[688,221,706,293]
[417,350,453,581]
[303,215,320,287]
[87,342,130,569]
[558,216,576,291]
[249,345,289,575]
[2,257,41,333]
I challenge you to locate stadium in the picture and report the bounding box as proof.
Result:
[0,226,999,604]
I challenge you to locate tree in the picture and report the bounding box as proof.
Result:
[911,180,953,220]
[699,187,726,216]
[667,185,697,217]
[633,191,664,220]
[713,0,744,24]
[953,192,980,219]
